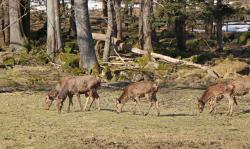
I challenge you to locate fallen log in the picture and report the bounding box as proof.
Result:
[131,48,220,78]
[92,33,131,51]
[92,33,120,45]
[91,33,219,78]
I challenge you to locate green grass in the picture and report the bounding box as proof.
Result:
[0,88,250,148]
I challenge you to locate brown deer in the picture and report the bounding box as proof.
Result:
[45,77,72,111]
[116,80,160,116]
[197,82,236,115]
[56,75,101,113]
[226,76,250,115]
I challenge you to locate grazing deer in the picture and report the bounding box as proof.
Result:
[56,75,101,113]
[116,80,160,116]
[197,82,236,115]
[226,76,250,115]
[45,77,72,111]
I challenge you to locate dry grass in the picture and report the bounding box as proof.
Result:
[0,88,250,149]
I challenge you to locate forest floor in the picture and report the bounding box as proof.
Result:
[0,86,250,149]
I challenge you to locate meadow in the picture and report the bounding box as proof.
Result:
[1,87,250,149]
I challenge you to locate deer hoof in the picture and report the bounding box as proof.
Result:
[144,113,148,116]
[157,112,160,117]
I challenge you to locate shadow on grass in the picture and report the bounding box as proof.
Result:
[159,113,196,117]
[101,108,116,112]
[240,109,250,114]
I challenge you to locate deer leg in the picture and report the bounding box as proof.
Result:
[88,97,95,111]
[95,97,100,111]
[226,95,234,116]
[233,96,238,105]
[67,95,73,113]
[57,99,63,114]
[132,100,137,115]
[135,97,143,115]
[209,98,217,114]
[144,101,153,116]
[229,98,234,116]
[77,94,83,112]
[83,96,90,111]
[89,91,100,111]
[154,94,160,116]
[144,94,154,116]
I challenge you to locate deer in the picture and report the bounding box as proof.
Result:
[226,76,250,115]
[55,75,101,113]
[197,82,236,115]
[45,77,72,111]
[116,80,160,116]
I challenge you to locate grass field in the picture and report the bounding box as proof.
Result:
[1,87,250,149]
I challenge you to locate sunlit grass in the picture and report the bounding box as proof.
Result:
[0,88,250,148]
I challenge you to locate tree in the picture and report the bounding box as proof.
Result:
[3,0,9,45]
[204,0,214,39]
[175,15,186,50]
[21,0,30,38]
[138,0,144,49]
[47,0,63,58]
[153,0,188,51]
[216,0,223,50]
[75,0,99,72]
[70,0,76,37]
[114,0,122,40]
[103,0,114,62]
[142,0,153,51]
[0,0,5,45]
[102,0,108,17]
[9,0,28,51]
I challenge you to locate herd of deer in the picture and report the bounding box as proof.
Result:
[44,75,250,116]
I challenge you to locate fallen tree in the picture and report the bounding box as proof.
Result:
[92,33,220,78]
[131,48,220,78]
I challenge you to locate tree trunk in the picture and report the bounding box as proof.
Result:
[102,0,107,17]
[9,0,27,51]
[47,0,63,58]
[142,0,153,52]
[111,1,117,37]
[124,1,129,18]
[21,0,30,39]
[114,0,122,40]
[205,0,214,39]
[175,16,186,50]
[3,0,9,45]
[129,3,133,16]
[0,0,5,45]
[62,0,65,12]
[75,0,99,72]
[205,20,213,39]
[138,0,144,49]
[103,0,114,62]
[216,0,223,50]
[70,0,76,37]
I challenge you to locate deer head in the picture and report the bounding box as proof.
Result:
[44,94,54,110]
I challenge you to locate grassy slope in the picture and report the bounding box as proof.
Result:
[0,88,250,149]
